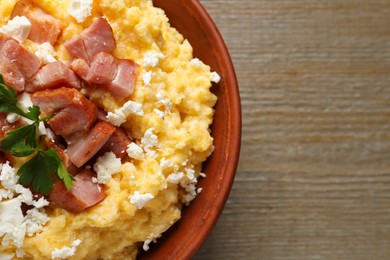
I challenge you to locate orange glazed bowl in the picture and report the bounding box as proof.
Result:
[141,0,241,259]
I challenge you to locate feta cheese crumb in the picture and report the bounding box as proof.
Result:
[156,92,172,114]
[126,143,144,160]
[92,152,121,184]
[106,101,144,126]
[190,58,203,67]
[141,128,158,158]
[68,0,93,23]
[141,128,158,148]
[143,233,156,251]
[33,197,50,209]
[142,71,152,85]
[6,113,20,124]
[121,100,144,116]
[185,168,196,182]
[143,52,165,67]
[17,93,33,113]
[0,16,31,43]
[106,111,126,127]
[0,198,25,248]
[154,108,165,119]
[197,187,203,194]
[129,191,154,209]
[0,162,19,198]
[210,71,221,83]
[166,172,184,184]
[24,208,49,236]
[200,172,206,178]
[35,42,57,64]
[51,239,82,259]
[160,158,172,169]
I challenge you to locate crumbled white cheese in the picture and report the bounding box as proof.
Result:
[35,42,57,64]
[185,168,196,182]
[126,143,144,160]
[68,0,93,23]
[0,198,24,229]
[141,128,158,148]
[51,239,82,259]
[200,172,206,178]
[0,162,50,254]
[143,52,165,67]
[33,197,50,209]
[38,121,48,136]
[121,100,144,116]
[106,101,144,126]
[156,92,172,114]
[141,128,158,158]
[160,158,172,169]
[0,16,31,43]
[24,208,49,236]
[15,184,33,205]
[142,71,152,85]
[17,93,33,113]
[106,111,126,127]
[0,198,25,248]
[45,128,56,141]
[210,71,221,83]
[190,58,203,67]
[6,113,20,124]
[143,233,156,251]
[16,248,24,258]
[154,108,165,119]
[166,172,184,184]
[129,191,154,209]
[92,152,121,184]
[197,187,203,194]
[0,162,19,198]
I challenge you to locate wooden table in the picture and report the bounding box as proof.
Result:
[195,0,390,259]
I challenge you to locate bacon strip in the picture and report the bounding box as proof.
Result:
[11,0,64,45]
[49,168,106,213]
[25,61,81,93]
[67,121,116,167]
[0,33,40,92]
[64,18,116,64]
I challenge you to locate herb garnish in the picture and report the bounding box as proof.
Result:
[0,75,75,194]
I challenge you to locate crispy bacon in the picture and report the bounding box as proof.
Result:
[25,61,81,93]
[79,52,139,100]
[64,18,116,63]
[67,121,116,167]
[49,168,106,213]
[11,0,64,45]
[0,33,40,92]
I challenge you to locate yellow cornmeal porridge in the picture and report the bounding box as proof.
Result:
[0,0,217,259]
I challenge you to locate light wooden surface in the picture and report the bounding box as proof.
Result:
[195,0,390,259]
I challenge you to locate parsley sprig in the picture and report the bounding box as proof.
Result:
[0,75,75,195]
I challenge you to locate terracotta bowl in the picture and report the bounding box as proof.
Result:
[140,0,241,259]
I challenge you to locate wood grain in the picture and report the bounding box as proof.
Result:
[195,0,390,259]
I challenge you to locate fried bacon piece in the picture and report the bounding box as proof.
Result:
[11,0,64,45]
[49,168,106,213]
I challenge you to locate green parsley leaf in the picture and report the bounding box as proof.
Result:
[11,143,37,157]
[0,76,25,116]
[0,74,75,194]
[58,162,76,191]
[18,151,55,195]
[0,124,38,151]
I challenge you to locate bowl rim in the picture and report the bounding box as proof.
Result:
[182,0,242,257]
[142,0,242,258]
